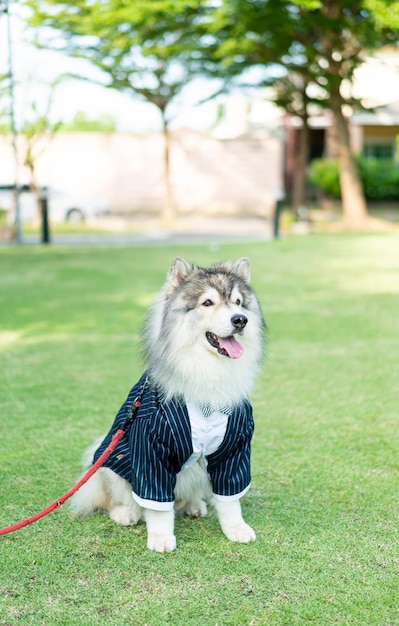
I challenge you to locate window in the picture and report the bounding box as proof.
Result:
[362,143,394,160]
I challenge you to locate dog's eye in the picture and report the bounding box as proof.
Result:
[202,299,214,307]
[235,298,241,306]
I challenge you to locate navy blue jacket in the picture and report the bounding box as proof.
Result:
[93,373,254,508]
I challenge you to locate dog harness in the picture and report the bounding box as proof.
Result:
[93,372,254,511]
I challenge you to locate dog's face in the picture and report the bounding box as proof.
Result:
[165,257,255,360]
[197,283,248,359]
[144,257,265,405]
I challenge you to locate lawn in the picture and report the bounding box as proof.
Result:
[1,234,398,625]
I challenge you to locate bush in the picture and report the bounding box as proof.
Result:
[358,158,399,200]
[309,157,399,201]
[308,158,341,199]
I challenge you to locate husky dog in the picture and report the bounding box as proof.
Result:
[72,257,265,552]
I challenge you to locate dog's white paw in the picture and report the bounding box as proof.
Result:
[223,523,256,544]
[214,500,256,544]
[109,505,140,527]
[147,534,177,553]
[184,499,208,518]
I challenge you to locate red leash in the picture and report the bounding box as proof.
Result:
[0,384,147,536]
[0,428,125,536]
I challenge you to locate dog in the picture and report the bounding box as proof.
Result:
[72,257,265,552]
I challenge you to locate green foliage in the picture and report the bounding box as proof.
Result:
[24,0,212,122]
[207,0,399,100]
[358,157,399,200]
[23,0,399,115]
[23,0,215,219]
[310,156,399,200]
[25,0,399,120]
[58,111,117,132]
[193,0,399,221]
[309,157,341,198]
[364,0,399,28]
[1,235,399,624]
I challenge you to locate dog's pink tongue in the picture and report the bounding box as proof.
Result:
[218,336,244,359]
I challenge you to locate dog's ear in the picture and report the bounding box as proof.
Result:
[232,257,250,283]
[168,257,192,287]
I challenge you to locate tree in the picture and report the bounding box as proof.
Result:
[273,73,311,216]
[19,82,62,223]
[198,0,399,229]
[21,93,60,191]
[24,0,211,222]
[24,0,399,228]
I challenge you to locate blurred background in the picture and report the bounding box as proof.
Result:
[1,0,399,240]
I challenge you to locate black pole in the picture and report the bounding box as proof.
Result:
[40,191,50,244]
[273,198,282,239]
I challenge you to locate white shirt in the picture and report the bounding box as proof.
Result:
[179,402,229,474]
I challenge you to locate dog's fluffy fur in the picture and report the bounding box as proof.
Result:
[72,257,265,552]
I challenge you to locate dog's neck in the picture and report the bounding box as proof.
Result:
[148,356,257,410]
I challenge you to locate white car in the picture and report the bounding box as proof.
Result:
[0,186,110,224]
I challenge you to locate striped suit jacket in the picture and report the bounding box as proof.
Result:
[93,372,254,511]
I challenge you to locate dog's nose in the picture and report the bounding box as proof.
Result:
[231,314,248,330]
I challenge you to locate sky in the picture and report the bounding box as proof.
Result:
[0,4,226,134]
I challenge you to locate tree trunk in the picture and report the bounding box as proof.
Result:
[26,158,42,226]
[330,91,368,229]
[292,120,310,217]
[160,111,175,223]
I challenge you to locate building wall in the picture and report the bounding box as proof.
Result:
[0,130,283,216]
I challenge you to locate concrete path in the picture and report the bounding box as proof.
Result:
[2,216,275,246]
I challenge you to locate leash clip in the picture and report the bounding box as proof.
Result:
[121,377,149,431]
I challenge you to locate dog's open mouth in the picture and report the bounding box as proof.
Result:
[206,331,244,359]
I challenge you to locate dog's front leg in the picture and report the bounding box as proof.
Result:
[144,509,176,553]
[214,499,256,543]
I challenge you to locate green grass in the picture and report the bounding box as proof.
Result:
[1,234,399,625]
[20,221,122,236]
